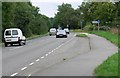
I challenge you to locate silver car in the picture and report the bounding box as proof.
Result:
[56,30,67,38]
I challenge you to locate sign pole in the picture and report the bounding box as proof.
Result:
[97,20,100,32]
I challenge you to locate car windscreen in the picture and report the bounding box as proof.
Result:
[12,30,18,35]
[5,30,11,36]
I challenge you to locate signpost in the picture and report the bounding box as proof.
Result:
[92,20,100,31]
[80,22,83,30]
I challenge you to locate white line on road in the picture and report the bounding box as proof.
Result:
[48,52,51,54]
[36,59,40,62]
[45,54,48,56]
[27,74,32,78]
[51,50,54,52]
[28,74,31,76]
[21,67,27,71]
[10,72,18,76]
[41,56,44,59]
[29,62,34,66]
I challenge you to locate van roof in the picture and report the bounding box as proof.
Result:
[5,28,20,30]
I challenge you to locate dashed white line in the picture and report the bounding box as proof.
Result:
[29,62,34,66]
[45,54,48,56]
[21,67,27,71]
[10,72,18,76]
[28,74,31,76]
[36,59,40,62]
[41,56,44,59]
[51,50,54,52]
[74,34,76,36]
[53,49,56,51]
[48,52,51,54]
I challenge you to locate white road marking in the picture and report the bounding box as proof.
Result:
[10,73,18,76]
[53,49,56,51]
[51,50,54,52]
[48,52,51,54]
[74,34,76,36]
[45,54,48,56]
[28,74,31,76]
[29,62,34,66]
[21,67,27,71]
[41,56,44,59]
[36,59,40,62]
[56,47,59,49]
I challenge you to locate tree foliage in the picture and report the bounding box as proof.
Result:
[2,2,50,37]
[54,2,119,30]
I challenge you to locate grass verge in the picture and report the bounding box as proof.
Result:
[90,31,119,76]
[76,34,87,37]
[95,53,118,76]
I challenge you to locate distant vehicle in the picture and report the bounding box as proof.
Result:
[64,28,69,34]
[4,28,26,47]
[49,28,56,36]
[56,30,67,38]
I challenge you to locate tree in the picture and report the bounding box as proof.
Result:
[2,2,50,37]
[53,3,75,29]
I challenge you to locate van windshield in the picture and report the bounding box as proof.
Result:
[12,30,18,35]
[5,30,11,36]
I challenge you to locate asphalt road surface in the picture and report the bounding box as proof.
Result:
[2,33,118,77]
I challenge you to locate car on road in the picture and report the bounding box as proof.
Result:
[64,28,69,34]
[49,28,57,36]
[4,28,26,47]
[56,30,67,38]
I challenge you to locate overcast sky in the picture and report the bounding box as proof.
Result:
[30,0,83,18]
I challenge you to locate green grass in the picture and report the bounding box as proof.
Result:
[70,29,84,32]
[90,31,119,47]
[76,34,87,37]
[90,30,119,76]
[95,53,118,76]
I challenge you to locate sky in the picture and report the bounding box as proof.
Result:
[30,0,83,18]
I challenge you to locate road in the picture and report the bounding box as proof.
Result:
[2,33,118,77]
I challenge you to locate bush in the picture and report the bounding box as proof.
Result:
[83,22,94,31]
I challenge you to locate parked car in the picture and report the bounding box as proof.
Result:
[4,28,26,47]
[49,28,56,36]
[64,28,69,34]
[56,30,67,38]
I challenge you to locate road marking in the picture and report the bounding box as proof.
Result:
[36,59,40,62]
[10,72,18,76]
[28,74,31,76]
[51,50,54,52]
[56,47,59,49]
[45,54,48,56]
[29,62,34,66]
[74,34,76,36]
[53,48,56,51]
[21,67,27,71]
[48,52,51,54]
[41,56,45,59]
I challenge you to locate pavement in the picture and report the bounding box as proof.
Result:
[1,33,118,77]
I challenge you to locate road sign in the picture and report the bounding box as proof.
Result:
[97,20,100,23]
[92,21,98,24]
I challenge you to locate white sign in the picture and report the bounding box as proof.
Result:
[92,21,99,24]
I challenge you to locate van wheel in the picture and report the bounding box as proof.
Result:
[24,41,26,45]
[19,41,23,46]
[4,43,8,47]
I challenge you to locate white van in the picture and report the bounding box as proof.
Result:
[4,28,26,47]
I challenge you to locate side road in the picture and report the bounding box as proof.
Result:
[31,33,118,76]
